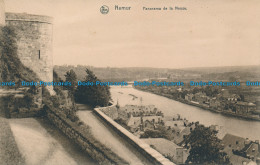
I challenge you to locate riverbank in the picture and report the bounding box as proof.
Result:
[110,86,260,141]
[134,87,260,122]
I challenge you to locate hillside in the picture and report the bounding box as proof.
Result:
[54,65,259,82]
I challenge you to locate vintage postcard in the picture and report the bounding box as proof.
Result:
[0,0,260,165]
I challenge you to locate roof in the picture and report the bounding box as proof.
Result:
[165,121,184,128]
[143,138,183,156]
[237,102,256,107]
[229,154,252,165]
[222,133,248,151]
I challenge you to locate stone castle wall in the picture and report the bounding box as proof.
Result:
[5,12,53,83]
[45,106,129,165]
[94,107,176,165]
[0,0,5,26]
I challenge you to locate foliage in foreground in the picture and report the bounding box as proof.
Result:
[75,69,111,107]
[184,125,230,165]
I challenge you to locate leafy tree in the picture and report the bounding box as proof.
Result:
[75,69,111,107]
[53,70,65,97]
[140,126,172,140]
[239,94,245,102]
[184,125,230,165]
[65,69,77,97]
[23,93,34,109]
[181,90,189,99]
[192,87,200,94]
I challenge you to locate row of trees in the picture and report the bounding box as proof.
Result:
[64,68,111,107]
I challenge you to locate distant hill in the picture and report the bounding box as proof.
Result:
[182,65,260,74]
[54,65,172,81]
[54,65,260,82]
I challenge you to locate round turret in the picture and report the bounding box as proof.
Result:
[5,12,53,83]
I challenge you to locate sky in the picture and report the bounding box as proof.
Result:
[4,0,260,68]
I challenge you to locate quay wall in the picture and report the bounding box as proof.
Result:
[94,107,175,165]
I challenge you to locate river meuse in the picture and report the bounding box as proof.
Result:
[111,86,260,141]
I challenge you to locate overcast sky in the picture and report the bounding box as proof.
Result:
[5,0,260,68]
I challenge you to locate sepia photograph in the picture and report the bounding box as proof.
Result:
[0,0,260,165]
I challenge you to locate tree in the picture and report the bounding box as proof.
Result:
[239,94,245,102]
[192,87,200,94]
[181,90,189,99]
[65,69,77,97]
[184,125,230,165]
[74,69,111,107]
[140,126,172,140]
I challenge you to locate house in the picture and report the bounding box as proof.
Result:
[123,104,158,116]
[237,140,260,161]
[143,138,189,164]
[228,94,241,102]
[209,97,221,109]
[165,120,185,128]
[173,127,191,145]
[220,90,241,102]
[100,106,119,120]
[221,134,260,164]
[222,133,248,151]
[228,154,256,165]
[194,92,208,104]
[185,94,194,101]
[165,121,196,145]
[236,102,257,115]
[126,115,163,129]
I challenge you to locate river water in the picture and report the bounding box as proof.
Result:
[110,86,260,141]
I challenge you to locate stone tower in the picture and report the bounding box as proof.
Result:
[5,13,54,84]
[0,0,5,26]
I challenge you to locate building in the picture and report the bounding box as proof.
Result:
[209,97,221,109]
[221,134,260,164]
[127,115,163,129]
[236,102,257,115]
[227,94,241,102]
[185,94,194,101]
[194,92,209,104]
[100,106,119,120]
[143,138,189,164]
[240,140,260,161]
[123,104,163,117]
[123,104,157,113]
[222,133,248,151]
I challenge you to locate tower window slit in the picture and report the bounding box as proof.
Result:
[38,50,41,59]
